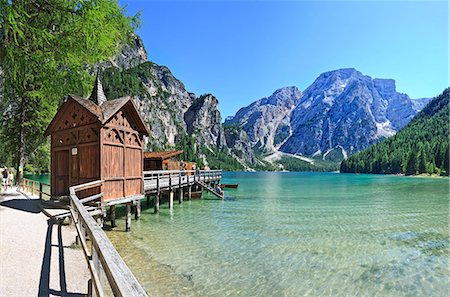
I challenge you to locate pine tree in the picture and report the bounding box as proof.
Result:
[405,151,417,175]
[0,0,139,181]
[418,149,427,173]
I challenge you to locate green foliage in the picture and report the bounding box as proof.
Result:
[175,134,204,168]
[322,148,346,162]
[0,0,138,174]
[341,88,450,176]
[249,158,279,171]
[278,156,339,172]
[102,62,162,99]
[170,134,243,171]
[201,146,244,171]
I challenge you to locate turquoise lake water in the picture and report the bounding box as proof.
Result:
[104,172,449,296]
[27,172,450,296]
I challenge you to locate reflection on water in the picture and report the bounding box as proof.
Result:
[105,172,449,296]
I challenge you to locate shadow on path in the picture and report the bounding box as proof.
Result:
[0,198,42,213]
[38,220,86,297]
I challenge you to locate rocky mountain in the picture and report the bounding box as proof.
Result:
[102,60,229,154]
[224,125,257,165]
[281,68,430,159]
[227,68,430,164]
[184,94,227,148]
[225,87,302,152]
[100,35,148,70]
[99,37,238,169]
[341,87,449,175]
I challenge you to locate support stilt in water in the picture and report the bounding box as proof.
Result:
[110,205,116,228]
[188,186,192,200]
[169,190,174,209]
[154,193,160,213]
[135,200,141,220]
[179,187,183,204]
[126,203,131,232]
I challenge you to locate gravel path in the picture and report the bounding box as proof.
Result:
[0,188,90,296]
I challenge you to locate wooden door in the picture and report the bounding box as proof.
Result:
[54,150,70,196]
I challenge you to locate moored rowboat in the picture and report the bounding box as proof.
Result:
[184,191,203,199]
[219,184,238,189]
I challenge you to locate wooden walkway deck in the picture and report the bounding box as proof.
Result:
[143,169,222,196]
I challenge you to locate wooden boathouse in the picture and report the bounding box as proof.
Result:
[143,150,184,171]
[45,77,223,228]
[44,77,149,200]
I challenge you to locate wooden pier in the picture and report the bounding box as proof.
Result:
[144,169,222,195]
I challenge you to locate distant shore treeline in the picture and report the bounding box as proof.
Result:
[340,88,449,176]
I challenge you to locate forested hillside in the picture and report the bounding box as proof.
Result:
[340,88,449,176]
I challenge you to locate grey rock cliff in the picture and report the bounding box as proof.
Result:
[280,68,430,159]
[184,94,227,148]
[224,126,257,165]
[226,68,430,163]
[225,86,302,153]
[102,39,228,152]
[100,34,148,70]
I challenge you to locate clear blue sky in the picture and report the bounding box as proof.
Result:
[120,0,448,118]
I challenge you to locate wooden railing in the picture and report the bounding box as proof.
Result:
[22,178,51,200]
[143,169,222,190]
[69,180,147,297]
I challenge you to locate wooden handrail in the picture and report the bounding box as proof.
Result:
[69,180,147,297]
[143,169,222,175]
[22,178,51,199]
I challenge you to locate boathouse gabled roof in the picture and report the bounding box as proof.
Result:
[44,80,150,136]
[143,150,184,160]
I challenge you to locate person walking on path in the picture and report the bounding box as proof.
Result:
[8,169,14,188]
[2,168,10,191]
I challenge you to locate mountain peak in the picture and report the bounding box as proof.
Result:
[373,78,396,95]
[319,68,360,79]
[280,68,426,158]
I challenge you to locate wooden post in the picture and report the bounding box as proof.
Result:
[32,180,35,196]
[92,244,105,297]
[188,186,192,200]
[126,203,131,232]
[96,215,103,228]
[169,172,172,189]
[135,200,141,220]
[39,183,43,200]
[154,193,160,213]
[110,205,116,228]
[179,187,183,204]
[155,175,160,213]
[169,190,174,209]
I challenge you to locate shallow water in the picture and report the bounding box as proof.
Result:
[102,173,447,295]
